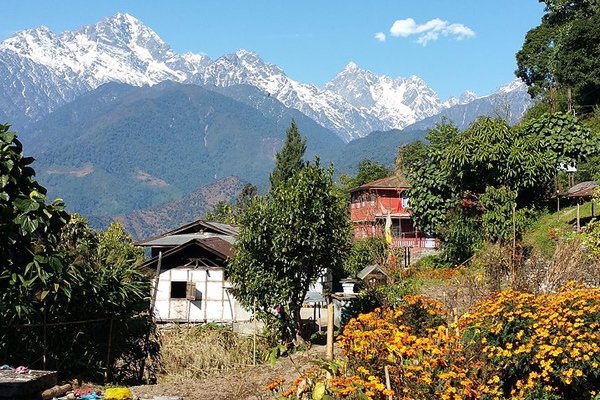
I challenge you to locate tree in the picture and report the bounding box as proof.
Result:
[203,183,258,224]
[0,124,69,322]
[516,0,600,107]
[344,237,388,277]
[269,119,307,189]
[204,201,235,224]
[234,183,257,216]
[353,159,392,187]
[406,114,598,263]
[405,122,459,235]
[0,125,155,381]
[228,162,351,340]
[339,159,392,196]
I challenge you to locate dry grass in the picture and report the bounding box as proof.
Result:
[157,324,270,383]
[525,237,600,294]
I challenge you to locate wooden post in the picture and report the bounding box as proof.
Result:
[326,298,335,360]
[204,269,209,322]
[577,200,581,232]
[384,365,393,400]
[511,203,517,288]
[149,251,163,316]
[43,309,47,370]
[253,299,257,366]
[557,192,561,222]
[105,318,113,382]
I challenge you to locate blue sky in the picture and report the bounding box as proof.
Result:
[2,1,545,99]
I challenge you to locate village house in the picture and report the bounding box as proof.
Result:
[137,220,252,324]
[349,175,438,250]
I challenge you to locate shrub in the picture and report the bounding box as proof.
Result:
[277,285,600,399]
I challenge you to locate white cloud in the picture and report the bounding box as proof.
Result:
[389,18,475,45]
[374,32,386,42]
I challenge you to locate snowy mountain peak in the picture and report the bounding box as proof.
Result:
[460,90,478,102]
[343,61,360,72]
[498,78,526,94]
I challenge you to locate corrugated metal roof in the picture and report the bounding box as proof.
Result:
[349,175,410,193]
[137,219,239,244]
[202,237,235,259]
[138,233,235,247]
[565,181,598,198]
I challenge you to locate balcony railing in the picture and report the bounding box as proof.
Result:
[390,236,439,250]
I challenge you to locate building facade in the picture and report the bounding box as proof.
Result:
[137,220,252,323]
[349,175,438,250]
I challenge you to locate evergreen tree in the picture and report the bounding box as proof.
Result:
[269,120,307,189]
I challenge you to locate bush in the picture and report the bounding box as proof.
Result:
[277,285,600,399]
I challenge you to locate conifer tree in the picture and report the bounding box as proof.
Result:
[269,120,306,189]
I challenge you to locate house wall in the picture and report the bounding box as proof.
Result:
[350,188,408,222]
[154,267,252,323]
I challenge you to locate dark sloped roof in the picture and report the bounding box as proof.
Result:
[349,175,410,193]
[565,181,598,198]
[357,265,388,280]
[139,237,233,271]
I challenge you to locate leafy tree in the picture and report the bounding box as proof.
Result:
[338,159,392,197]
[353,159,392,187]
[203,183,258,224]
[407,114,598,263]
[204,200,236,224]
[396,141,428,174]
[516,0,600,107]
[228,162,351,340]
[269,119,307,189]
[235,183,258,215]
[406,122,459,235]
[0,124,69,322]
[0,125,155,381]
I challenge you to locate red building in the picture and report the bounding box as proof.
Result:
[349,175,438,250]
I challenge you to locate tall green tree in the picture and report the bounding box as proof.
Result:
[0,125,155,381]
[269,119,307,189]
[516,0,600,107]
[0,124,69,322]
[228,162,351,340]
[406,113,598,263]
[339,159,392,196]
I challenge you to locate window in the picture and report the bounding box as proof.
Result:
[170,281,187,299]
[402,193,410,209]
[171,281,198,300]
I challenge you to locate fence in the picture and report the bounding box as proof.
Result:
[2,315,155,383]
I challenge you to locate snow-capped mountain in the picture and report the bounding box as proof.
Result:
[324,62,443,129]
[187,51,388,141]
[443,90,479,108]
[404,79,531,132]
[0,13,208,124]
[0,12,531,142]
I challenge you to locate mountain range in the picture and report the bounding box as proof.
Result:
[0,12,532,233]
[0,12,530,141]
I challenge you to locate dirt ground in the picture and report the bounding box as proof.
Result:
[130,345,327,400]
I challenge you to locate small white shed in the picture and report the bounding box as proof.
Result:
[137,221,252,323]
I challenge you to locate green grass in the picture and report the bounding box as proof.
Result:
[524,200,598,258]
